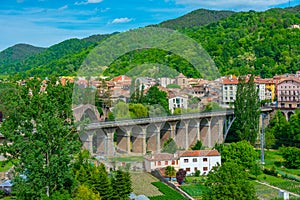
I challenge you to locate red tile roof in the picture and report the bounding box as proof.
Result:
[178,150,220,157]
[111,75,132,82]
[222,77,239,85]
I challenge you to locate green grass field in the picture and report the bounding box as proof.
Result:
[181,184,207,199]
[259,150,300,177]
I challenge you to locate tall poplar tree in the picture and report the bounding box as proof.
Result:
[231,75,260,145]
[0,78,81,199]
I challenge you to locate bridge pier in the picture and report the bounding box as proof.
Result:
[168,121,177,139]
[132,126,147,155]
[210,117,224,146]
[103,128,116,156]
[117,126,132,154]
[79,130,94,154]
[188,119,200,147]
[95,129,106,154]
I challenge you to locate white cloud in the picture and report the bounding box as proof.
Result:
[172,0,290,11]
[111,17,133,24]
[58,5,68,11]
[75,0,103,5]
[88,0,103,3]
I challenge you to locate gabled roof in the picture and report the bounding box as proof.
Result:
[178,150,220,157]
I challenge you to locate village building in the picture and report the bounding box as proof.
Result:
[277,77,300,109]
[221,75,238,105]
[157,77,175,88]
[144,153,180,172]
[144,150,221,176]
[175,73,189,88]
[178,150,221,175]
[167,91,188,113]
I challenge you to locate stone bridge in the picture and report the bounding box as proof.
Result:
[73,104,272,156]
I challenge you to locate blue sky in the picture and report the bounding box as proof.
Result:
[0,0,299,51]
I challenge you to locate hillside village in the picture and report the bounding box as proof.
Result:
[0,3,299,199]
[60,69,300,118]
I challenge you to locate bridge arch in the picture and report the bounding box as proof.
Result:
[72,104,100,122]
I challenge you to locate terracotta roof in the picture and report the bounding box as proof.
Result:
[278,77,300,84]
[222,78,239,85]
[111,75,132,82]
[178,150,220,157]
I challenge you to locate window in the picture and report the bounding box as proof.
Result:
[193,158,197,162]
[158,161,161,166]
[194,167,198,171]
[184,159,188,163]
[165,161,168,165]
[203,167,208,171]
[186,168,190,172]
[172,160,175,165]
[203,158,208,162]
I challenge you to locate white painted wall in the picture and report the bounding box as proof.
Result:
[179,156,221,175]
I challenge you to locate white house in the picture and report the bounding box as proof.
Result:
[168,96,188,113]
[144,150,221,176]
[178,150,221,175]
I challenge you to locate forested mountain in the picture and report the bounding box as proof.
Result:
[182,8,300,77]
[0,6,299,78]
[0,44,45,66]
[105,7,300,78]
[0,34,112,77]
[153,9,235,30]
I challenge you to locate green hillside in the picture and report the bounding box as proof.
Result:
[153,8,235,30]
[104,7,300,78]
[0,34,112,77]
[0,5,299,78]
[182,8,300,77]
[0,44,45,66]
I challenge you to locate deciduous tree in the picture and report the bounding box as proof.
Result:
[203,162,257,200]
[0,78,81,199]
[165,166,176,181]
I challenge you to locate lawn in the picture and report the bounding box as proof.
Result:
[149,182,186,200]
[130,172,163,197]
[181,184,207,199]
